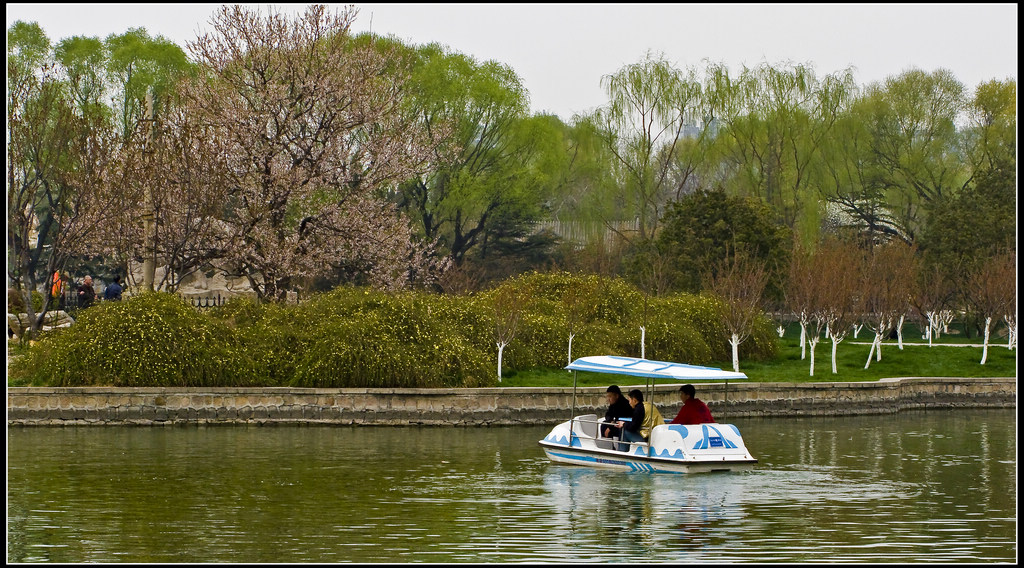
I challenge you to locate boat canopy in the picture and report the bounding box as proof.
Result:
[564,355,748,381]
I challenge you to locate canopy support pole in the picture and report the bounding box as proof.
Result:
[646,376,652,457]
[569,370,578,447]
[724,379,729,420]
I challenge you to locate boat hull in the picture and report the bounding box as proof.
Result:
[539,414,757,474]
[540,443,756,473]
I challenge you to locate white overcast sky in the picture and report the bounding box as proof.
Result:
[7,3,1019,120]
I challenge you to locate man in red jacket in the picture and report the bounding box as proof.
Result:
[669,384,715,424]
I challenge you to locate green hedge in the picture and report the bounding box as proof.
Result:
[212,297,306,387]
[15,292,254,387]
[9,273,779,387]
[289,290,492,388]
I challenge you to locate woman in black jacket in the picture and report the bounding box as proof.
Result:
[614,389,646,452]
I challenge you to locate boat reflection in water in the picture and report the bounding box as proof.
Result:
[539,356,757,473]
[537,459,756,556]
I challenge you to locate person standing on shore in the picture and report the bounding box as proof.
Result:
[50,271,64,309]
[77,275,96,309]
[104,276,123,301]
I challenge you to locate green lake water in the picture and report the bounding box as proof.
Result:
[6,409,1016,563]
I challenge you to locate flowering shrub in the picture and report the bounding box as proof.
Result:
[218,299,308,386]
[290,289,492,387]
[19,292,252,386]
[479,272,776,369]
[11,275,778,387]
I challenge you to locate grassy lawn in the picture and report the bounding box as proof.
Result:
[499,322,1017,387]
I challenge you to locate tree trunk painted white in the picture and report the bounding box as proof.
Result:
[831,337,841,374]
[497,341,507,381]
[567,332,575,371]
[730,333,740,372]
[808,337,819,376]
[925,311,935,346]
[1005,316,1016,350]
[799,322,807,360]
[853,323,862,339]
[640,326,646,360]
[864,334,879,369]
[777,325,785,338]
[980,316,991,365]
[940,310,953,335]
[896,315,905,350]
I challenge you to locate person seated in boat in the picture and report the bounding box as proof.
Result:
[601,385,633,440]
[669,384,715,425]
[614,389,646,452]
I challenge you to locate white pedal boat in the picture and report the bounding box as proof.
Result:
[538,356,758,473]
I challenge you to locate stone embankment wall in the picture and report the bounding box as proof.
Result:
[7,377,1015,426]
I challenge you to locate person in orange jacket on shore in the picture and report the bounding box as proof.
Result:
[50,270,66,309]
[669,384,715,425]
[50,271,62,299]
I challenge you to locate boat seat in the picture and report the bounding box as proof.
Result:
[594,418,617,450]
[571,414,598,439]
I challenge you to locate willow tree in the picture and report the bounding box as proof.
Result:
[389,41,570,267]
[813,100,907,246]
[964,79,1016,178]
[52,35,108,118]
[662,61,736,201]
[856,69,970,240]
[586,51,704,242]
[713,62,856,239]
[104,27,194,140]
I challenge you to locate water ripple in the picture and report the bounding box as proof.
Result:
[6,410,1017,563]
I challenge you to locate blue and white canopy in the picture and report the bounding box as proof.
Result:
[565,355,748,381]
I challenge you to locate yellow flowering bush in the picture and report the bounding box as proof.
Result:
[218,299,308,386]
[477,272,776,370]
[290,289,492,387]
[10,274,778,387]
[20,292,253,386]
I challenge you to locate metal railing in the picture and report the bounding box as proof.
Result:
[179,294,228,310]
[51,289,231,313]
[570,416,652,453]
